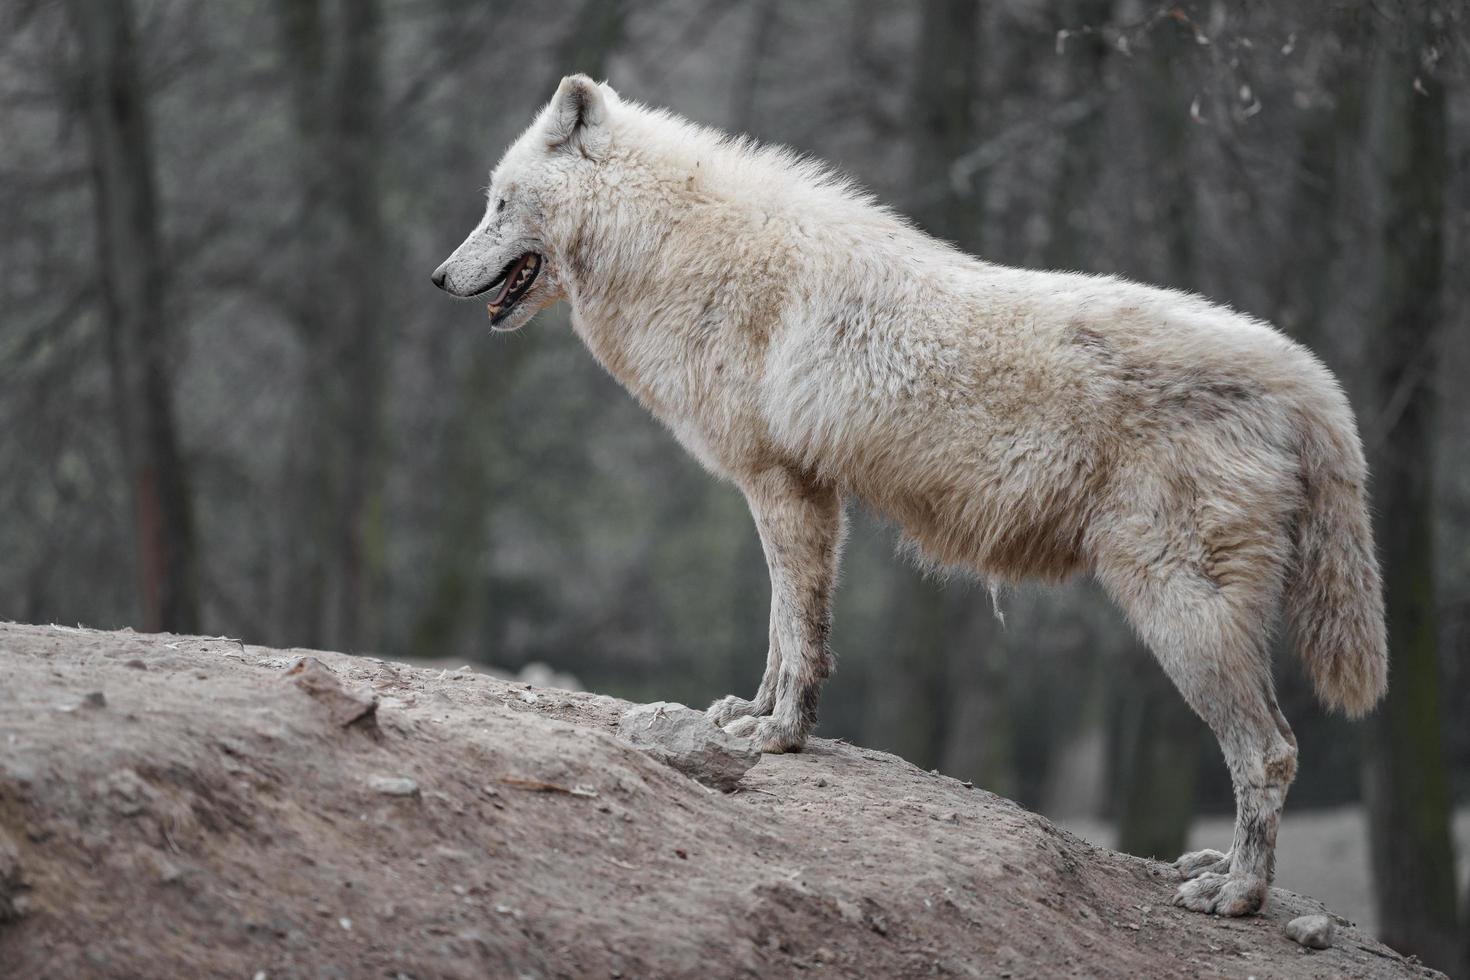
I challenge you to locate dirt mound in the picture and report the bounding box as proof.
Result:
[0,623,1443,979]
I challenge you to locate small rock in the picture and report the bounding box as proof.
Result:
[1284,914,1335,949]
[102,768,156,816]
[150,853,183,884]
[517,661,582,691]
[285,657,378,731]
[618,702,759,791]
[125,659,147,670]
[367,776,419,797]
[82,690,107,709]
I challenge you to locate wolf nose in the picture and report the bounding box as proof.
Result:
[431,267,448,290]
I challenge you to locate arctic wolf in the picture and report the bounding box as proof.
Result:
[432,75,1387,917]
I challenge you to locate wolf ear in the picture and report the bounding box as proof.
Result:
[546,74,610,160]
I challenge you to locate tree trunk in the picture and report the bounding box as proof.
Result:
[69,0,200,634]
[555,0,626,86]
[730,0,777,134]
[909,0,981,247]
[875,574,950,770]
[938,603,1014,800]
[1044,0,1113,274]
[1113,650,1203,859]
[1030,0,1116,824]
[881,0,983,775]
[1462,881,1469,980]
[412,0,630,662]
[1270,7,1366,350]
[1359,20,1458,971]
[330,0,388,653]
[274,0,387,652]
[1111,13,1202,861]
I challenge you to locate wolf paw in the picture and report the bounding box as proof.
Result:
[722,715,806,753]
[706,695,764,727]
[1174,848,1232,880]
[1172,871,1266,917]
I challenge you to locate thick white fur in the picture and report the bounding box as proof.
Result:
[434,76,1388,918]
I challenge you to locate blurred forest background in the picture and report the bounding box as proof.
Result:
[1,0,1467,971]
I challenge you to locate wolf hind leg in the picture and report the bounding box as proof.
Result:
[1170,640,1294,915]
[1098,550,1297,916]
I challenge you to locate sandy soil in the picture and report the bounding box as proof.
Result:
[0,623,1447,979]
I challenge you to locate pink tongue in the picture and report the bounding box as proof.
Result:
[490,256,528,304]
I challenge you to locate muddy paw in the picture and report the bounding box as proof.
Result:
[1174,848,1231,880]
[723,716,805,753]
[1172,871,1265,917]
[706,695,762,727]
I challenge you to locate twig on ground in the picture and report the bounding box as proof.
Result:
[498,776,599,798]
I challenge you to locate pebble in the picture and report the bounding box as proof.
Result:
[1284,914,1335,949]
[151,854,183,884]
[367,776,420,797]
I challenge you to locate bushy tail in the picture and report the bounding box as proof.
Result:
[1287,391,1388,717]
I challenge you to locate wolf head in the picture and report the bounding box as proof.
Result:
[431,74,614,332]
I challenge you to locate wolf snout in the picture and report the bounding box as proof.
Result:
[430,265,449,291]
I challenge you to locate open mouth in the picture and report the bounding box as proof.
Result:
[476,252,542,326]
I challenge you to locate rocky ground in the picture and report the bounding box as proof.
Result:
[0,623,1446,979]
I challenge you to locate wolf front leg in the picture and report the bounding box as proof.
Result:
[711,466,844,753]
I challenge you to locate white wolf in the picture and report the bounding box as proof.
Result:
[432,75,1387,917]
